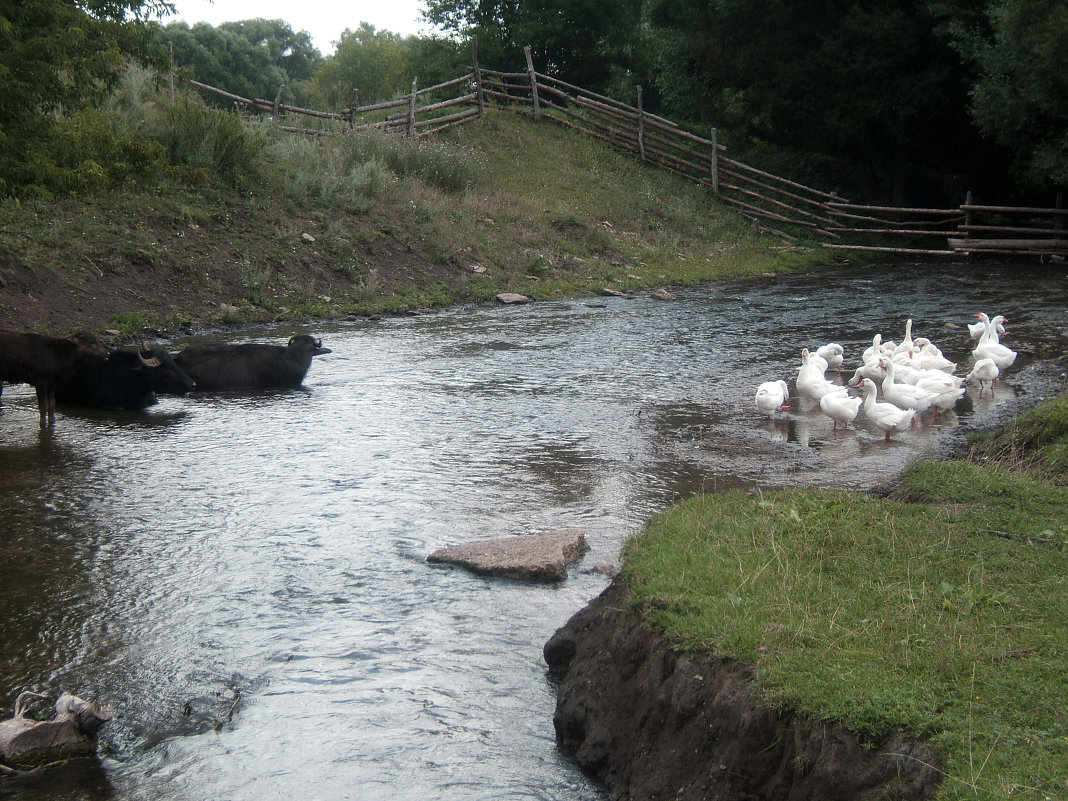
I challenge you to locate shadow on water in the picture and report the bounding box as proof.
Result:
[1,262,1066,800]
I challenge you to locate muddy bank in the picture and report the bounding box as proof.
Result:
[544,580,941,801]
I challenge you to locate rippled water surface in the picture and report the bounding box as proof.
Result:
[1,263,1066,800]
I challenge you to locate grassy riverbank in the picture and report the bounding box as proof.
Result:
[0,101,823,337]
[621,396,1068,801]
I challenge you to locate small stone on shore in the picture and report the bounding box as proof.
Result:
[496,292,530,304]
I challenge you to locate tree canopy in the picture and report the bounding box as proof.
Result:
[2,0,1063,202]
[0,0,172,195]
[162,18,321,107]
[424,0,1066,202]
[949,0,1068,189]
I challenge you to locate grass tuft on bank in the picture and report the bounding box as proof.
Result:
[621,396,1068,801]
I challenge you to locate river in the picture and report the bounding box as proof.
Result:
[1,262,1065,800]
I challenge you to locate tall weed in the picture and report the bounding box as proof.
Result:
[153,96,264,186]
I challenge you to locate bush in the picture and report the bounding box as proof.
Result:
[153,96,265,186]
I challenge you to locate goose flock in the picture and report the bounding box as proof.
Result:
[754,312,1016,441]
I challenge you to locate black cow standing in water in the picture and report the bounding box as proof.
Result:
[0,330,110,427]
[54,346,196,409]
[174,335,332,391]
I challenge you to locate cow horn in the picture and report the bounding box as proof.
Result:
[138,350,162,368]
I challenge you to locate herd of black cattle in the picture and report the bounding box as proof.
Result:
[0,330,332,428]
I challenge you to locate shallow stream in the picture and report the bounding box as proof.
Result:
[1,262,1065,800]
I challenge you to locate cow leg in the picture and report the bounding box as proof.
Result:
[35,383,56,427]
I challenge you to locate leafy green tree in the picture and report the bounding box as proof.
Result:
[406,35,472,89]
[643,0,996,202]
[423,0,650,98]
[949,0,1068,190]
[161,18,321,107]
[309,23,413,108]
[0,0,172,195]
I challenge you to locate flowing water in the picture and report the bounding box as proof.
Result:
[1,262,1066,800]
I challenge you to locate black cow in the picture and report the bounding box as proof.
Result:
[174,335,332,391]
[0,330,110,427]
[54,346,196,409]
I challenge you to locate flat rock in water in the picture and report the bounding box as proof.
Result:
[496,292,530,305]
[427,529,587,581]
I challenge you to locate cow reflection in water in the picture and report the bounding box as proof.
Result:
[174,334,331,391]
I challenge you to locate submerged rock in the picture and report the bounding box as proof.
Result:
[0,692,114,770]
[427,528,587,581]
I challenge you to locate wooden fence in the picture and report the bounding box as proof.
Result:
[189,71,481,138]
[188,46,1067,261]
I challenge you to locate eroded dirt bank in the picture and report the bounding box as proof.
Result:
[544,579,942,801]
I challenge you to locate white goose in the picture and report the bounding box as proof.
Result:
[969,313,1006,343]
[892,318,917,356]
[855,378,916,441]
[820,390,862,430]
[796,349,847,402]
[755,380,791,418]
[815,343,844,373]
[847,361,886,386]
[862,333,890,365]
[910,337,957,373]
[878,358,938,414]
[965,357,1000,394]
[972,313,1017,371]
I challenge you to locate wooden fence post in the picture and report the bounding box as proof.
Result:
[471,37,485,117]
[524,46,540,122]
[272,85,285,121]
[637,86,646,163]
[710,127,719,196]
[407,78,418,138]
[349,88,359,129]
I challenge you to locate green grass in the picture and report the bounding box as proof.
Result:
[621,397,1068,801]
[1,82,827,335]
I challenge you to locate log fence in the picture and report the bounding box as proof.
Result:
[187,46,1066,261]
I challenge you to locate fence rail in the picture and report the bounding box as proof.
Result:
[188,45,1066,261]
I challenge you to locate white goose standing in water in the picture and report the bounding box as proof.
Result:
[815,343,845,373]
[972,313,1017,372]
[965,357,1000,394]
[820,390,862,430]
[855,378,916,441]
[755,380,791,418]
[969,313,1006,343]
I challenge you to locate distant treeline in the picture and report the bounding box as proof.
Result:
[1,0,1065,205]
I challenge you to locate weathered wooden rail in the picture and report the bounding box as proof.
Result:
[189,72,481,139]
[189,45,1066,261]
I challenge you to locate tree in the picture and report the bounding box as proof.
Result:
[309,23,413,109]
[949,0,1068,190]
[161,18,321,107]
[422,0,650,99]
[643,0,999,203]
[0,0,173,195]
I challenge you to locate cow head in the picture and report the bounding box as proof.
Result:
[287,335,332,356]
[133,348,196,395]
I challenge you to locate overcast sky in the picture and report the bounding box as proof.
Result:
[164,0,435,54]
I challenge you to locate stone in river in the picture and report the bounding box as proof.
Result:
[427,529,587,582]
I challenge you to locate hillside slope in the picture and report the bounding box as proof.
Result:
[0,110,820,338]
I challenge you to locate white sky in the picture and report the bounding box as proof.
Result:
[164,0,434,54]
